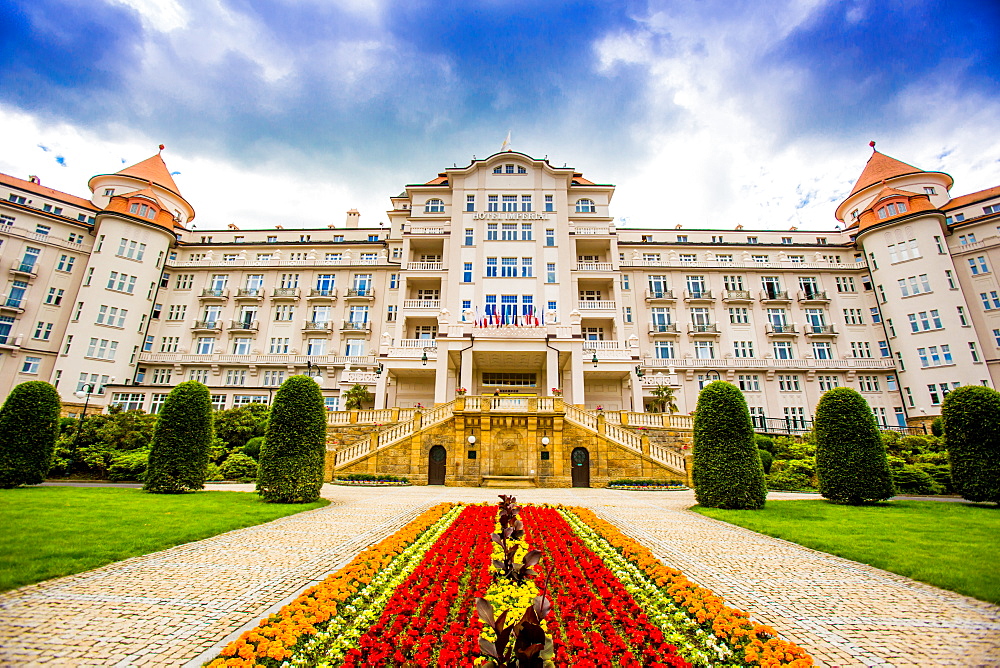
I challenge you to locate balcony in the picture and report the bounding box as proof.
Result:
[582,340,630,360]
[228,319,259,332]
[766,324,798,336]
[0,297,25,313]
[191,320,222,332]
[577,300,616,310]
[272,288,300,300]
[307,288,338,301]
[683,290,714,302]
[345,288,375,300]
[341,321,372,333]
[644,289,675,302]
[688,323,720,336]
[234,288,264,301]
[798,290,830,304]
[403,299,441,309]
[722,290,753,303]
[303,321,333,332]
[575,262,614,271]
[804,324,837,337]
[199,288,229,300]
[406,261,443,271]
[759,290,791,303]
[648,323,679,336]
[9,262,37,278]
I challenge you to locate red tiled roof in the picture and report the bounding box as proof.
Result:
[115,153,182,195]
[424,176,448,185]
[943,185,1000,211]
[119,187,167,208]
[849,150,924,196]
[0,173,97,210]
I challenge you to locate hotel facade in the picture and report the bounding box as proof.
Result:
[2,146,999,430]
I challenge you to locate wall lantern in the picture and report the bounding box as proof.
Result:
[591,352,599,368]
[634,365,645,378]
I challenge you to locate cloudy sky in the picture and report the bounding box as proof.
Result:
[1,0,998,231]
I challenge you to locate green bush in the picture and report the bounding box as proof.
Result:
[942,385,1000,504]
[914,462,953,494]
[336,472,410,483]
[143,381,213,493]
[0,381,62,488]
[765,468,815,491]
[108,449,150,481]
[814,387,895,504]
[214,404,269,454]
[772,436,814,460]
[257,375,327,503]
[243,436,264,460]
[754,434,775,454]
[891,462,940,495]
[931,416,944,437]
[205,462,223,482]
[757,448,773,474]
[692,381,766,509]
[607,478,685,488]
[219,453,259,481]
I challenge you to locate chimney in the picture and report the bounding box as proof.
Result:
[346,209,360,228]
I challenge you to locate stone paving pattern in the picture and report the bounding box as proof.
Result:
[0,485,997,667]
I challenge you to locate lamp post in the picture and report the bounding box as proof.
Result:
[306,360,322,382]
[70,383,96,453]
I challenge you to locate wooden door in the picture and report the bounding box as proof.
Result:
[428,445,447,485]
[571,447,590,488]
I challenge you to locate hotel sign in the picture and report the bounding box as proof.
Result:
[472,212,549,220]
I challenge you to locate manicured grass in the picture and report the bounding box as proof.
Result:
[693,499,1000,604]
[0,487,328,592]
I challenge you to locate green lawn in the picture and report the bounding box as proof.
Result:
[693,500,1000,604]
[0,487,328,592]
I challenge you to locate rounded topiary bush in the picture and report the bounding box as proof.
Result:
[692,381,766,509]
[242,436,264,460]
[814,387,895,504]
[757,448,773,474]
[0,381,62,488]
[219,452,259,481]
[257,375,326,503]
[942,385,1000,504]
[143,381,213,493]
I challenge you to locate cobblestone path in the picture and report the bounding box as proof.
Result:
[0,485,997,667]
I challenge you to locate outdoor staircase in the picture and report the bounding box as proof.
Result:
[329,397,690,476]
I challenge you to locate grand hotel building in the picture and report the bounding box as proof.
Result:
[1,146,999,429]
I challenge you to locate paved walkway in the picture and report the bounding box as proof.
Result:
[0,486,997,667]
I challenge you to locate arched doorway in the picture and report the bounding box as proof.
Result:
[571,447,590,488]
[428,445,447,485]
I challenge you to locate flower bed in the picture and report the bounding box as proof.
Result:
[565,506,812,667]
[209,501,812,667]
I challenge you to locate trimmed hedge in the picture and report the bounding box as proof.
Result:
[607,478,686,488]
[942,385,1000,504]
[219,452,259,481]
[143,381,213,493]
[0,381,62,488]
[814,387,895,504]
[692,381,767,509]
[257,375,327,503]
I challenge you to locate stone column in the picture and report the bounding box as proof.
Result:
[375,369,389,409]
[433,341,450,405]
[630,376,645,413]
[545,346,560,396]
[570,343,585,407]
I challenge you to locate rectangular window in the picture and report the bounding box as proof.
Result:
[86,338,118,360]
[981,291,1000,311]
[869,307,882,324]
[111,393,145,411]
[502,196,517,212]
[56,255,75,272]
[226,369,247,386]
[773,341,793,359]
[466,195,475,212]
[465,228,474,245]
[969,256,990,275]
[500,257,517,277]
[96,305,128,328]
[546,263,556,283]
[45,287,65,305]
[463,262,473,282]
[850,341,872,358]
[32,321,53,340]
[778,375,801,391]
[654,341,675,359]
[544,195,554,212]
[693,341,715,359]
[970,341,981,363]
[486,257,498,277]
[737,375,760,392]
[106,271,137,294]
[843,308,864,325]
[729,307,749,324]
[812,341,832,359]
[818,375,841,391]
[116,238,147,261]
[521,196,532,213]
[521,257,533,277]
[733,341,754,358]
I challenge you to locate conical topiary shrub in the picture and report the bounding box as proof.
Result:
[814,387,894,504]
[0,381,62,488]
[692,381,767,509]
[942,385,1000,504]
[144,381,213,493]
[257,375,326,503]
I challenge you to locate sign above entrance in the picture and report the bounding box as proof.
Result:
[472,212,549,220]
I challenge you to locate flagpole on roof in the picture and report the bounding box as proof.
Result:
[501,131,512,152]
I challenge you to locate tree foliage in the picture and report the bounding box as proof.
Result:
[213,403,269,454]
[647,384,678,414]
[692,381,767,509]
[342,383,371,410]
[814,387,895,504]
[143,381,213,493]
[257,375,327,502]
[0,381,62,488]
[942,385,1000,504]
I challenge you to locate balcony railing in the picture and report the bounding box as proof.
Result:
[303,321,332,331]
[10,262,38,275]
[766,324,798,335]
[648,323,679,334]
[406,262,443,270]
[723,290,753,301]
[272,288,300,298]
[798,290,830,302]
[759,290,790,301]
[341,321,372,331]
[575,262,614,271]
[395,339,437,348]
[200,288,229,298]
[577,300,616,310]
[236,288,263,298]
[644,289,675,300]
[688,323,719,334]
[805,325,837,336]
[228,320,259,331]
[191,320,222,331]
[346,288,373,298]
[402,299,441,309]
[308,288,337,299]
[683,290,713,301]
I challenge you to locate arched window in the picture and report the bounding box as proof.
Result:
[129,200,158,220]
[425,198,445,213]
[876,200,908,220]
[575,198,596,213]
